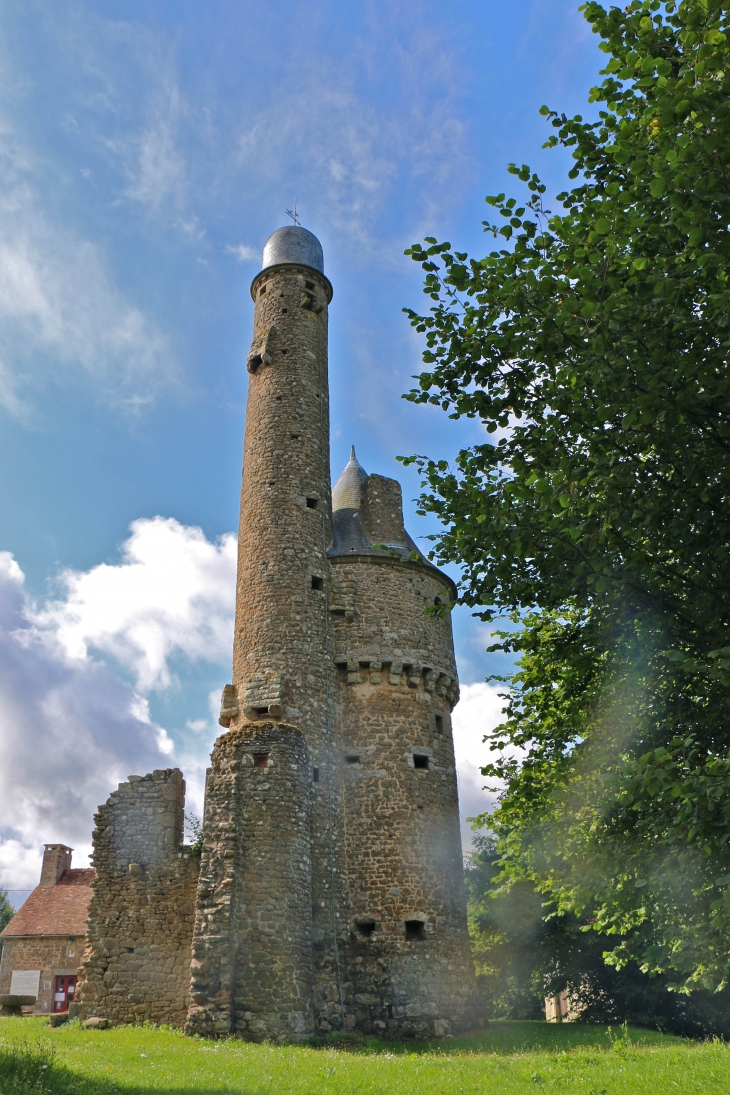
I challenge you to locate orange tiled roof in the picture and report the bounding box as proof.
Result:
[0,869,94,938]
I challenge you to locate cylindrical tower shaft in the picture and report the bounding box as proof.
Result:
[188,227,339,1042]
[234,243,333,718]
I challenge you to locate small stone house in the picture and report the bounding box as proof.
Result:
[0,844,93,1015]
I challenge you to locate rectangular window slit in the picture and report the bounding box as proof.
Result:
[435,715,444,734]
[313,767,320,783]
[253,753,269,769]
[311,576,324,590]
[305,280,314,290]
[413,754,429,770]
[306,497,318,509]
[405,920,425,942]
[346,754,360,765]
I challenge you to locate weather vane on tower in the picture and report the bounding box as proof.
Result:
[285,198,300,227]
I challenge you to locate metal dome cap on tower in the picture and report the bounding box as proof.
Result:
[261,226,324,275]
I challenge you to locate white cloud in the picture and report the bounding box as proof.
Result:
[0,516,505,887]
[226,243,258,263]
[0,140,174,414]
[38,517,237,692]
[0,29,175,416]
[233,34,469,261]
[0,551,175,890]
[119,74,186,213]
[452,681,507,849]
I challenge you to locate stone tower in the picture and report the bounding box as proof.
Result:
[185,225,478,1041]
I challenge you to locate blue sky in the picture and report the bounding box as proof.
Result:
[0,0,603,899]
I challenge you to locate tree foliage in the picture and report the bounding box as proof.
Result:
[466,836,730,1034]
[0,888,12,934]
[403,0,730,990]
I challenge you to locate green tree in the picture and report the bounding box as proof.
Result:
[466,837,730,1034]
[403,0,730,990]
[0,889,12,934]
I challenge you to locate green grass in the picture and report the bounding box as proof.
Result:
[0,1017,728,1094]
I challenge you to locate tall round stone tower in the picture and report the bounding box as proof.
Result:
[186,225,478,1042]
[186,226,335,1042]
[327,449,478,1037]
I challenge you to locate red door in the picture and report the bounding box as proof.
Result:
[53,975,76,1012]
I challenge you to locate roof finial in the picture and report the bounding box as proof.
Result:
[285,198,300,227]
[350,445,357,461]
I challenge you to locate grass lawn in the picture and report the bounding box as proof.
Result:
[1,1017,728,1094]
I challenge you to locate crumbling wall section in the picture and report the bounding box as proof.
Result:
[72,768,199,1027]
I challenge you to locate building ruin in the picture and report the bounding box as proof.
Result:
[70,225,479,1040]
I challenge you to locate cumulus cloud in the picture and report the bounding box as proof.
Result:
[0,551,175,890]
[0,515,504,889]
[452,681,507,849]
[39,517,237,692]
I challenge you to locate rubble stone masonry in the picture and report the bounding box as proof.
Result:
[71,769,199,1027]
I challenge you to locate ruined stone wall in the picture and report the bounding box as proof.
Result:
[186,723,313,1041]
[328,556,478,1037]
[72,769,199,1027]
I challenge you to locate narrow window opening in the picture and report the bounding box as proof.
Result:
[413,754,429,770]
[305,280,314,290]
[281,349,288,355]
[280,292,284,297]
[435,715,444,734]
[346,754,360,765]
[313,767,320,783]
[282,307,288,313]
[291,434,300,440]
[253,753,269,769]
[254,706,269,716]
[259,285,267,295]
[405,920,425,942]
[306,497,318,509]
[357,921,376,939]
[311,575,324,591]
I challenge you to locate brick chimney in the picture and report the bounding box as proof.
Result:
[40,844,72,886]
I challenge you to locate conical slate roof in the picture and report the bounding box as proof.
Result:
[332,446,367,512]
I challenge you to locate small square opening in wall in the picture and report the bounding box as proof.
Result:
[346,754,360,765]
[434,715,444,734]
[413,754,429,770]
[405,920,425,941]
[306,497,318,509]
[253,753,269,769]
[357,921,376,939]
[311,575,324,590]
